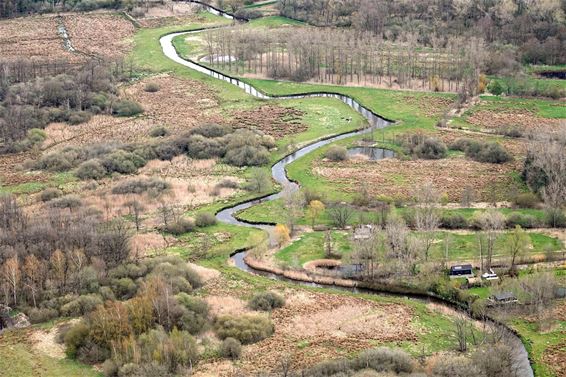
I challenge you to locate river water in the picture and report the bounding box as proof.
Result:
[159,4,533,375]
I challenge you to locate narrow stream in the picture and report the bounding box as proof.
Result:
[160,3,533,375]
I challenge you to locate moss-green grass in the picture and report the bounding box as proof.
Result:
[0,329,101,377]
[275,231,352,266]
[248,16,305,27]
[466,95,566,119]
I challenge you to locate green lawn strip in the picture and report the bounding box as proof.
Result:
[275,231,351,267]
[510,318,566,377]
[267,229,561,266]
[245,0,277,9]
[0,329,101,377]
[464,95,565,119]
[248,16,305,27]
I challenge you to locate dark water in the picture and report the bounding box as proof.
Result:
[538,70,566,79]
[348,146,395,160]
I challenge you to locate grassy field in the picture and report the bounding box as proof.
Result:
[0,329,101,377]
[272,229,562,266]
[466,95,566,119]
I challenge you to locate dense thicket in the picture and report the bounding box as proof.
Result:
[0,0,137,18]
[0,60,140,153]
[278,0,566,66]
[203,26,485,92]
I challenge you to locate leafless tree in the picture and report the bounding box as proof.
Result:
[413,182,440,261]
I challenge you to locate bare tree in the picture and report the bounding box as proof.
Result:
[476,210,505,270]
[413,182,440,261]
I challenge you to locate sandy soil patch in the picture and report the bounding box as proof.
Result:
[315,156,518,201]
[124,75,225,130]
[0,16,76,62]
[236,290,416,374]
[467,108,564,134]
[230,104,307,139]
[188,263,221,284]
[63,13,135,59]
[30,324,67,359]
[206,295,254,317]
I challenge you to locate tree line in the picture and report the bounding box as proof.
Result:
[203,26,486,93]
[277,0,566,67]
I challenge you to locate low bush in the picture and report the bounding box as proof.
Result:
[110,278,138,300]
[545,208,566,228]
[513,192,539,208]
[414,138,447,159]
[215,178,239,189]
[68,111,92,125]
[195,212,217,227]
[64,322,90,359]
[60,294,103,317]
[450,138,511,164]
[506,213,539,229]
[223,144,270,166]
[234,8,262,19]
[440,214,468,229]
[112,100,143,117]
[39,188,63,202]
[76,159,108,180]
[28,307,59,324]
[144,82,160,93]
[353,347,413,374]
[150,260,202,289]
[176,293,209,335]
[220,337,242,359]
[164,218,195,235]
[102,150,146,175]
[149,126,169,137]
[325,145,348,161]
[112,177,170,195]
[248,291,285,311]
[215,315,274,344]
[189,123,232,138]
[49,195,82,209]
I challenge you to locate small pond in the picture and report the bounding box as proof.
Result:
[538,70,566,79]
[347,147,396,160]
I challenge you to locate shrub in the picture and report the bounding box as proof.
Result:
[150,260,203,289]
[60,294,103,317]
[215,315,274,344]
[545,208,566,228]
[154,141,180,161]
[76,159,107,180]
[487,80,504,95]
[111,278,138,300]
[224,144,270,166]
[325,145,348,161]
[144,82,160,93]
[440,214,468,229]
[506,213,539,229]
[190,123,232,138]
[195,212,217,227]
[353,347,413,374]
[102,359,119,377]
[49,195,82,209]
[40,188,63,202]
[215,178,239,189]
[475,142,512,163]
[164,218,195,235]
[149,126,169,137]
[64,322,90,359]
[186,134,227,160]
[102,150,146,175]
[220,337,242,359]
[248,291,285,311]
[28,307,59,324]
[176,293,209,334]
[112,177,170,195]
[112,100,143,117]
[513,192,539,208]
[68,111,92,125]
[36,152,74,172]
[234,8,262,19]
[415,138,447,159]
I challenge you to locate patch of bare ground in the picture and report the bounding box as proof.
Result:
[63,13,135,59]
[43,116,155,149]
[466,108,564,134]
[542,340,566,377]
[206,295,255,317]
[130,232,174,257]
[30,321,76,359]
[315,157,518,201]
[401,95,454,118]
[0,152,49,186]
[136,2,202,27]
[230,105,307,139]
[235,291,416,374]
[436,128,527,157]
[124,75,225,129]
[83,171,240,226]
[0,16,77,62]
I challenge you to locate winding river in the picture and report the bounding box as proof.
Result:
[160,3,533,375]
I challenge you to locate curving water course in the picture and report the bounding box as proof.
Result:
[159,3,534,376]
